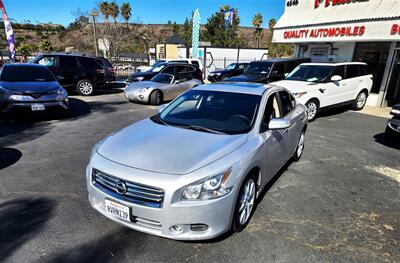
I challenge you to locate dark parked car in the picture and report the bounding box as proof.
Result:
[207,63,249,82]
[31,53,115,96]
[0,64,69,115]
[225,58,311,84]
[96,57,116,82]
[127,63,203,83]
[385,104,400,146]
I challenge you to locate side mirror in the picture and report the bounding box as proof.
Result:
[331,75,342,82]
[158,103,168,113]
[268,118,291,130]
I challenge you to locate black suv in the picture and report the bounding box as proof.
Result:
[207,63,249,82]
[31,54,116,96]
[225,58,311,84]
[128,63,203,83]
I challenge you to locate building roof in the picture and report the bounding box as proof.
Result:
[275,0,400,29]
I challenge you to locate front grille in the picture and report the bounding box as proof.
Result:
[133,216,162,230]
[92,169,165,208]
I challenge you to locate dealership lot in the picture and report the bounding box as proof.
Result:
[0,91,399,263]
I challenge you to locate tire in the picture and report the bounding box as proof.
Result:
[305,99,319,122]
[149,90,162,105]
[76,80,95,96]
[352,90,368,111]
[232,173,257,232]
[293,131,305,162]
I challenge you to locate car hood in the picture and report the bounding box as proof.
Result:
[272,80,321,93]
[0,81,60,93]
[126,81,166,91]
[226,74,268,82]
[97,118,248,175]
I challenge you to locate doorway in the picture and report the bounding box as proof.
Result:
[386,47,400,106]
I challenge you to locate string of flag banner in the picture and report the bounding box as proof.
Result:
[0,0,16,62]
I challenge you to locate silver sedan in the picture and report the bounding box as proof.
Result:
[86,83,308,240]
[124,73,202,105]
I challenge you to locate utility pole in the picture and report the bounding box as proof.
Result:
[91,11,99,57]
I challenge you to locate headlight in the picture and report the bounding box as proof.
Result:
[139,87,150,93]
[293,92,307,98]
[182,168,233,201]
[135,76,145,81]
[48,88,66,95]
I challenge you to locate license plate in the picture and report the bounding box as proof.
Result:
[31,104,45,111]
[105,199,130,222]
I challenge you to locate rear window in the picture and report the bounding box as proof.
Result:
[346,65,361,79]
[59,56,77,67]
[79,57,101,68]
[1,66,55,82]
[191,61,200,66]
[96,58,112,67]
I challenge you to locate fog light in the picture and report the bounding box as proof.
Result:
[169,225,183,234]
[190,224,209,231]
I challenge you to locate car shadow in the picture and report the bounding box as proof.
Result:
[0,148,22,169]
[373,132,400,150]
[316,105,350,119]
[46,227,146,263]
[0,198,56,262]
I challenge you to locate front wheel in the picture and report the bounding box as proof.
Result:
[76,80,95,96]
[352,90,368,110]
[305,99,319,122]
[232,174,257,232]
[149,90,162,105]
[293,131,305,162]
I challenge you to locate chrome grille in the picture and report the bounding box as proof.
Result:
[134,216,162,230]
[92,169,164,208]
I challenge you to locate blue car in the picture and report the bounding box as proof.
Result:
[0,63,69,115]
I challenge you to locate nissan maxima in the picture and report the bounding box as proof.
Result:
[86,83,307,240]
[0,63,68,115]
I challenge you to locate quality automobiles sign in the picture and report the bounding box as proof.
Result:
[284,25,366,39]
[315,0,369,9]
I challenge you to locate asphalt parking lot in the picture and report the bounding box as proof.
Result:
[0,90,399,263]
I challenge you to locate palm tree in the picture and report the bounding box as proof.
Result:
[109,2,119,23]
[120,3,132,28]
[252,13,263,48]
[268,18,276,31]
[99,2,110,22]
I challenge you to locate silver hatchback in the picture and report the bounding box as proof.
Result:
[86,83,307,240]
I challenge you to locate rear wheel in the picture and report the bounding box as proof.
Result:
[232,174,257,232]
[149,90,162,105]
[305,99,319,122]
[352,90,368,110]
[76,80,94,96]
[293,131,305,161]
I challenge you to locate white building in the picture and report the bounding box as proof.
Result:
[273,0,400,107]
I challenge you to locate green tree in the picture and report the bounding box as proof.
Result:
[181,17,192,46]
[252,13,263,48]
[120,3,132,28]
[40,39,54,52]
[172,22,180,36]
[268,19,276,32]
[99,2,111,21]
[109,2,119,22]
[203,6,243,47]
[17,43,33,56]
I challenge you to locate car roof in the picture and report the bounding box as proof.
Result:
[4,63,46,68]
[193,82,271,95]
[252,58,310,63]
[164,63,199,67]
[300,62,368,66]
[39,52,97,59]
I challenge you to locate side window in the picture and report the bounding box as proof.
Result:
[59,56,77,68]
[273,64,285,75]
[332,66,345,79]
[261,93,282,131]
[176,65,187,73]
[162,66,175,74]
[38,56,55,67]
[286,62,298,73]
[80,57,101,68]
[360,65,368,76]
[191,61,199,66]
[346,65,360,79]
[278,91,294,116]
[238,64,247,70]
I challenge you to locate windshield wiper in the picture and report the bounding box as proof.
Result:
[152,114,169,126]
[178,125,227,135]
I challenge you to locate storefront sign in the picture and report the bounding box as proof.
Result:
[391,24,400,35]
[284,26,365,40]
[315,0,369,9]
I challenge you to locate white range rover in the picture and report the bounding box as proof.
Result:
[272,62,373,121]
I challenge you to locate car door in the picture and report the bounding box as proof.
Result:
[174,65,192,94]
[344,64,363,102]
[57,56,78,88]
[259,92,289,183]
[320,65,348,107]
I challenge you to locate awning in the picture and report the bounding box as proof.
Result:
[275,0,400,29]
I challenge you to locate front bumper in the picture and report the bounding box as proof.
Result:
[124,89,151,103]
[86,157,236,240]
[0,94,69,113]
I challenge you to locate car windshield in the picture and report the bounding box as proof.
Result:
[150,63,167,72]
[152,90,261,135]
[244,62,273,75]
[1,66,55,82]
[151,73,173,84]
[225,63,237,70]
[286,65,333,83]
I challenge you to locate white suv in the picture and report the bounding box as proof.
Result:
[272,62,373,121]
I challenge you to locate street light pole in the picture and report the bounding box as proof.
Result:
[91,11,99,57]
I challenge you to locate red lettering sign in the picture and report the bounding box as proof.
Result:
[315,0,369,9]
[283,26,366,40]
[391,24,400,35]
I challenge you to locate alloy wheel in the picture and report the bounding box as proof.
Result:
[356,92,367,109]
[238,178,256,225]
[79,81,93,95]
[306,102,317,121]
[297,132,305,158]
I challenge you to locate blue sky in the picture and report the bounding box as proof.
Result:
[2,0,285,27]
